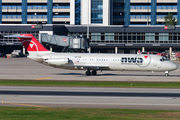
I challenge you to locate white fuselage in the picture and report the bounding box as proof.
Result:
[28,52,178,72]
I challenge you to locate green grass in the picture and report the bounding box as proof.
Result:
[0,80,180,88]
[0,107,180,120]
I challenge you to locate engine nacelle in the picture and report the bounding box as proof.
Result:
[44,58,69,66]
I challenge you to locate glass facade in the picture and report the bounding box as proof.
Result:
[22,0,27,24]
[1,1,70,24]
[145,33,155,41]
[124,0,130,26]
[159,33,169,41]
[47,0,53,24]
[75,0,81,25]
[91,33,101,40]
[91,0,103,24]
[105,33,114,41]
[71,32,180,44]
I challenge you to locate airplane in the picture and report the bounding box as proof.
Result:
[5,34,178,76]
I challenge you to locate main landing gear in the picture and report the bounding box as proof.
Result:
[86,70,97,76]
[165,71,169,76]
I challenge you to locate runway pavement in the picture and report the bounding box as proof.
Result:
[0,57,180,81]
[1,58,180,110]
[1,86,180,110]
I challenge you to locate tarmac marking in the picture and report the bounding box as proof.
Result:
[35,77,52,80]
[3,101,180,107]
[3,102,49,108]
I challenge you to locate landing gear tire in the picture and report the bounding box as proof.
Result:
[92,70,97,76]
[86,70,91,76]
[165,73,169,76]
[165,71,169,77]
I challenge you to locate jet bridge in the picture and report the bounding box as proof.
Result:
[40,33,89,52]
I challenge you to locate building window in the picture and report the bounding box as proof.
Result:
[91,33,101,40]
[159,33,168,41]
[173,33,177,40]
[105,33,114,41]
[91,0,103,24]
[178,33,180,40]
[145,33,155,41]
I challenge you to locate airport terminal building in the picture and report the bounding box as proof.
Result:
[0,0,180,56]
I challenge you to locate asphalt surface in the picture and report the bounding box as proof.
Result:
[1,86,180,110]
[0,57,180,81]
[1,57,180,110]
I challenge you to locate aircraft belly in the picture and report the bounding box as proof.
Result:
[54,66,76,70]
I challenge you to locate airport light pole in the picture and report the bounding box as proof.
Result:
[87,0,90,53]
[87,0,89,39]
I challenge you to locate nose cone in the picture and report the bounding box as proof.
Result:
[171,63,178,71]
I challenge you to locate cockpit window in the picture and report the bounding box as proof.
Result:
[160,57,169,62]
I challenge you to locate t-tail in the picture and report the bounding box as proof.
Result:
[4,34,52,62]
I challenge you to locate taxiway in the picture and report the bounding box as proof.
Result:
[1,58,180,110]
[1,86,180,110]
[0,58,179,81]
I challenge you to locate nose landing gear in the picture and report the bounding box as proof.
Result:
[165,71,169,76]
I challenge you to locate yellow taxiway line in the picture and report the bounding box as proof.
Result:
[35,77,52,80]
[3,102,49,108]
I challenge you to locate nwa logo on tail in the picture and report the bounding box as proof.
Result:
[121,54,151,67]
[4,34,49,52]
[22,40,39,51]
[8,34,49,52]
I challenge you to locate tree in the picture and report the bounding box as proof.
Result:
[164,13,177,26]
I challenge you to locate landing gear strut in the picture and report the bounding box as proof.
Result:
[165,71,169,76]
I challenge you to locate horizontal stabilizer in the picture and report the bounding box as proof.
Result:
[4,34,32,38]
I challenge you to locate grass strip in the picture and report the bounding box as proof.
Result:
[0,107,180,120]
[0,80,180,88]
